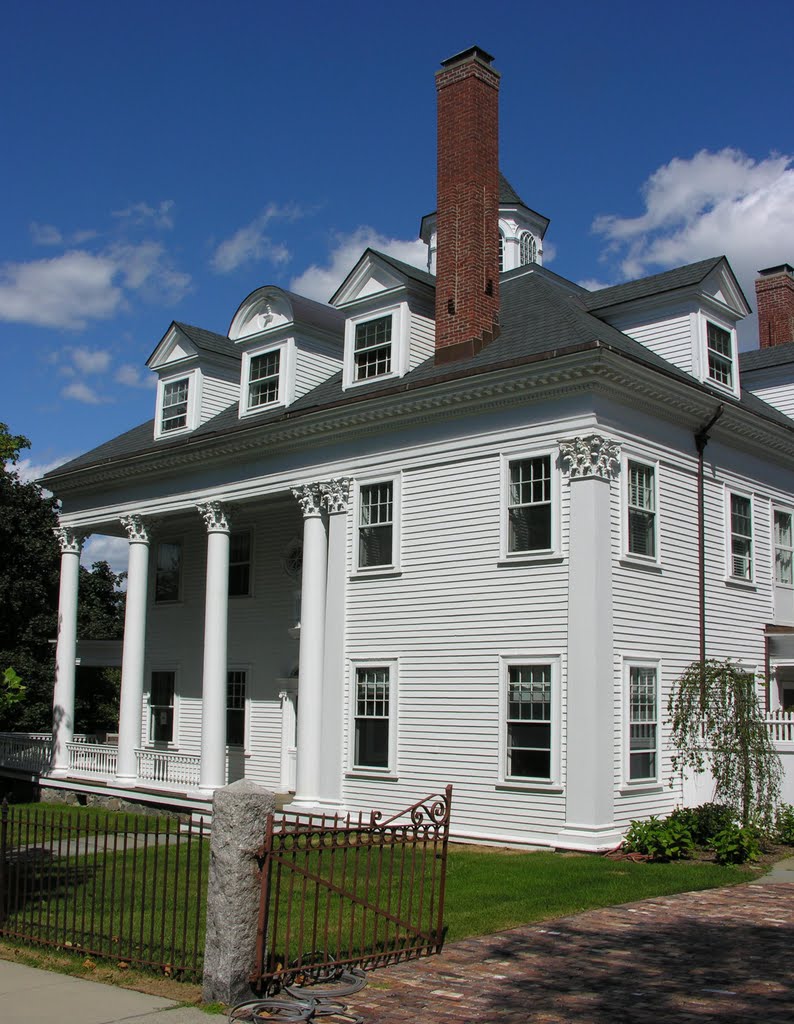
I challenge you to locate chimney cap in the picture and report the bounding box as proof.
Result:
[758,264,794,278]
[440,45,495,68]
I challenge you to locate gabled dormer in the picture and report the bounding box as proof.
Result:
[146,322,241,440]
[228,286,344,417]
[583,256,751,400]
[330,249,435,390]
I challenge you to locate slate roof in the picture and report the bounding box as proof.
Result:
[172,322,240,360]
[582,257,726,312]
[741,341,794,372]
[42,265,794,484]
[368,250,435,289]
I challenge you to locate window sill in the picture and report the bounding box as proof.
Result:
[495,782,563,794]
[618,783,664,796]
[497,554,564,568]
[343,370,401,391]
[350,569,402,581]
[239,401,287,419]
[345,771,399,782]
[724,577,757,591]
[619,557,663,573]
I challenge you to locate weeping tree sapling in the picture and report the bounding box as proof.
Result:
[668,659,782,827]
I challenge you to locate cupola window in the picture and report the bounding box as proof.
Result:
[519,232,537,266]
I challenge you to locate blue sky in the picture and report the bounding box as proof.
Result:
[2,0,793,518]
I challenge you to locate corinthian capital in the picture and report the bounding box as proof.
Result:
[292,483,323,518]
[53,525,85,555]
[558,434,621,480]
[197,500,231,533]
[119,514,151,544]
[321,478,352,514]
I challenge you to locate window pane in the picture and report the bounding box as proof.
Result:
[629,666,657,780]
[508,457,552,553]
[249,350,281,407]
[162,379,189,431]
[359,483,393,567]
[354,668,390,768]
[354,317,392,380]
[506,665,552,780]
[627,463,656,557]
[775,511,793,585]
[229,531,252,597]
[730,495,752,579]
[150,671,175,743]
[707,323,733,387]
[227,671,246,746]
[155,542,181,602]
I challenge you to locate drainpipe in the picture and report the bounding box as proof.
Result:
[694,404,724,692]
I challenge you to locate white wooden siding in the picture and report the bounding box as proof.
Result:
[294,336,343,399]
[200,365,240,423]
[742,366,794,420]
[408,313,435,370]
[606,310,694,376]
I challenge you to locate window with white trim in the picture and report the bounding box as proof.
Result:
[775,509,793,585]
[226,670,246,747]
[626,461,657,559]
[729,493,753,581]
[154,541,182,603]
[505,664,552,780]
[507,455,553,554]
[358,481,394,569]
[354,666,391,769]
[354,316,392,381]
[706,322,734,389]
[149,671,175,743]
[228,530,252,597]
[498,233,505,273]
[627,663,658,782]
[161,378,189,432]
[248,350,281,408]
[519,232,537,265]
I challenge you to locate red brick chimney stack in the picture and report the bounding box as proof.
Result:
[434,46,501,365]
[756,264,794,348]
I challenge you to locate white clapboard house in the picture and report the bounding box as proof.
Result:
[12,46,794,849]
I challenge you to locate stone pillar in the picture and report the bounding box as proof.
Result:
[318,478,351,807]
[198,501,231,793]
[51,526,84,774]
[115,515,151,784]
[202,780,276,1005]
[555,435,624,851]
[291,483,328,807]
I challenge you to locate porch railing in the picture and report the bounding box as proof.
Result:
[67,741,119,779]
[0,734,53,774]
[135,748,202,788]
[766,710,794,743]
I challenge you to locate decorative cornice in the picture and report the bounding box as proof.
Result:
[321,477,352,514]
[119,514,151,544]
[558,434,621,480]
[197,500,231,533]
[53,525,85,554]
[292,484,323,518]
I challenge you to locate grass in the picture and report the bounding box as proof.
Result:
[2,802,184,842]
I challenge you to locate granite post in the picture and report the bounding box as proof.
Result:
[202,780,276,1005]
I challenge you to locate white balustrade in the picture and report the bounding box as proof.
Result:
[135,748,202,788]
[0,732,53,773]
[765,710,794,744]
[67,741,118,779]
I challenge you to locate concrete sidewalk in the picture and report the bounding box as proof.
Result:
[0,960,209,1024]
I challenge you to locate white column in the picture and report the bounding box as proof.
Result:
[115,515,151,784]
[51,526,84,775]
[198,501,231,792]
[318,478,351,807]
[555,435,624,851]
[291,483,328,807]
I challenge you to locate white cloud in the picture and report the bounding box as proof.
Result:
[290,228,428,302]
[15,452,76,483]
[113,200,175,230]
[116,363,156,388]
[81,535,129,577]
[592,149,794,302]
[109,241,192,303]
[578,278,613,292]
[61,380,111,405]
[69,346,112,374]
[211,204,303,273]
[30,222,63,246]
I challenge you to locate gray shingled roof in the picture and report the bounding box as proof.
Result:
[582,257,726,312]
[174,323,240,360]
[741,341,794,372]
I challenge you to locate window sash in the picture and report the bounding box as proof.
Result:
[506,665,552,780]
[627,462,656,557]
[229,530,251,596]
[730,494,753,580]
[226,670,246,747]
[358,482,394,567]
[354,317,392,380]
[707,323,733,387]
[519,232,537,265]
[162,379,189,431]
[628,666,657,781]
[155,541,181,602]
[508,456,552,553]
[149,671,175,743]
[248,350,281,408]
[354,668,390,769]
[775,510,793,585]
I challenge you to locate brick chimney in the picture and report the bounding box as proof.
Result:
[434,46,500,365]
[756,264,794,347]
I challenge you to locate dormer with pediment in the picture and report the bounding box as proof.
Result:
[228,286,345,418]
[146,322,241,440]
[330,249,436,391]
[583,256,751,400]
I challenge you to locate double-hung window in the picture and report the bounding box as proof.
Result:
[627,663,658,782]
[507,455,553,554]
[229,530,252,597]
[627,461,657,559]
[161,378,189,432]
[149,671,175,743]
[706,322,734,389]
[729,493,753,581]
[505,664,552,781]
[155,541,182,602]
[248,350,281,408]
[358,481,394,569]
[353,666,391,770]
[354,317,392,380]
[226,670,246,747]
[775,509,793,585]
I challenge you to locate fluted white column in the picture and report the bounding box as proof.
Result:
[51,526,84,774]
[115,515,151,784]
[291,484,328,807]
[198,501,231,792]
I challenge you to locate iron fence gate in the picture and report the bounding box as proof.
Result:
[251,786,452,993]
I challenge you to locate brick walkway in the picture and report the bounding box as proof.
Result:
[346,883,794,1023]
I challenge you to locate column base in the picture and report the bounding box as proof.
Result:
[114,775,137,788]
[552,822,624,853]
[49,766,69,778]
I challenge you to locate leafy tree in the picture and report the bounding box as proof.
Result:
[0,667,26,716]
[668,659,783,827]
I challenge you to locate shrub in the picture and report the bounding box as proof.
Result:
[774,804,794,845]
[687,803,737,845]
[710,823,761,865]
[623,816,694,862]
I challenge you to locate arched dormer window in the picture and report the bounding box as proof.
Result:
[520,232,537,266]
[498,232,505,273]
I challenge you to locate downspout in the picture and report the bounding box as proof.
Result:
[694,404,725,693]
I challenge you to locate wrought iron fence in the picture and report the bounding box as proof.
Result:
[251,786,452,994]
[0,800,208,980]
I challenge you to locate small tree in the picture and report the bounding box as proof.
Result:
[668,659,783,827]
